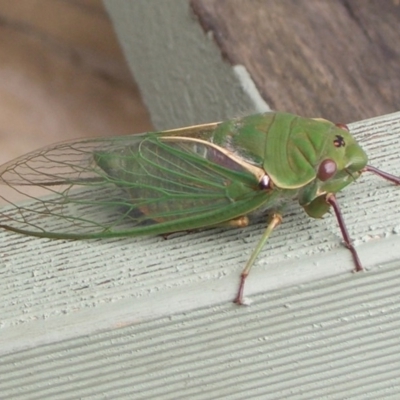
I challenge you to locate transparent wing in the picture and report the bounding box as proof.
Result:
[0,133,270,239]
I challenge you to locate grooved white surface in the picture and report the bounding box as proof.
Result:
[1,263,400,399]
[0,112,400,398]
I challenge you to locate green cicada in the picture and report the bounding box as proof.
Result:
[0,112,399,304]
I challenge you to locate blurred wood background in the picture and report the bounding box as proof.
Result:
[191,0,400,123]
[0,0,152,166]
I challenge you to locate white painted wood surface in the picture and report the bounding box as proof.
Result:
[0,111,400,399]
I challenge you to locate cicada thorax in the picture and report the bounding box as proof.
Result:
[209,113,330,190]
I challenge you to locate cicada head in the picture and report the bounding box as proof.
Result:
[298,122,368,218]
[314,123,368,194]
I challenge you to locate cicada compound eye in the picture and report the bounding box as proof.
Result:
[317,159,337,181]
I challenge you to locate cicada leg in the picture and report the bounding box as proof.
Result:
[234,213,283,305]
[326,193,363,272]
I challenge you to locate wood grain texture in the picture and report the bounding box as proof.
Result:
[191,0,400,123]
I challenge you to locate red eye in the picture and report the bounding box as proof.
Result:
[318,159,337,181]
[335,123,349,131]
